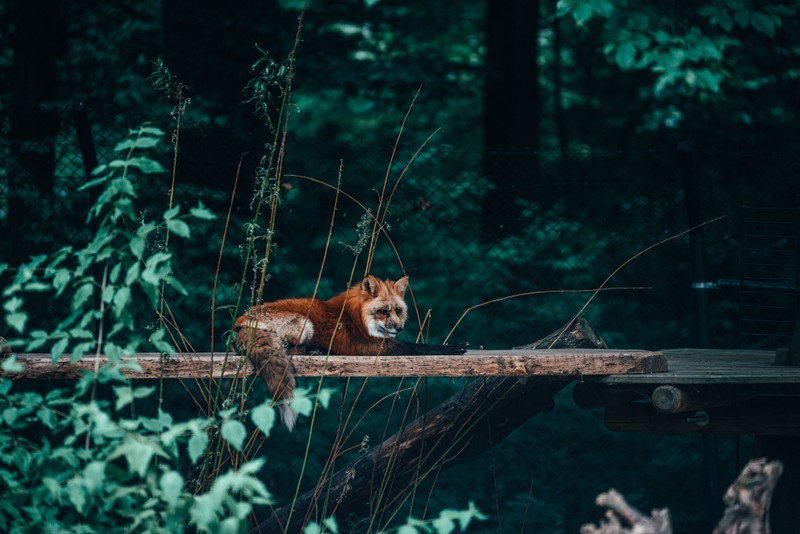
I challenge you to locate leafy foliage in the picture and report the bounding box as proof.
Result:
[0,126,282,533]
[0,111,488,533]
[557,0,797,95]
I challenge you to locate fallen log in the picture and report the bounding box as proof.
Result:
[255,318,607,533]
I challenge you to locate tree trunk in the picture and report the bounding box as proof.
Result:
[481,0,540,239]
[9,0,64,196]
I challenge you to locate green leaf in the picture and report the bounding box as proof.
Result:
[573,1,594,24]
[51,337,69,363]
[614,42,637,70]
[76,174,110,191]
[114,386,133,411]
[83,461,106,494]
[37,407,57,429]
[127,236,145,260]
[166,218,191,238]
[163,205,181,220]
[109,157,166,174]
[734,7,750,28]
[71,283,95,312]
[125,262,140,286]
[190,203,217,220]
[3,296,22,313]
[104,342,125,363]
[2,355,25,373]
[694,68,722,92]
[291,387,314,417]
[627,12,649,31]
[221,420,247,451]
[3,407,19,425]
[590,0,614,17]
[317,387,336,409]
[251,402,276,437]
[112,286,131,317]
[122,439,157,477]
[114,136,161,152]
[160,471,184,508]
[6,311,27,334]
[750,11,775,37]
[137,125,165,137]
[52,268,72,296]
[67,477,86,514]
[101,283,115,304]
[111,176,136,197]
[219,518,241,534]
[432,516,456,534]
[191,493,221,531]
[143,408,174,433]
[71,341,95,362]
[149,328,174,354]
[324,517,339,533]
[23,281,50,292]
[42,476,63,503]
[165,275,188,296]
[136,221,156,237]
[141,252,172,286]
[188,429,208,464]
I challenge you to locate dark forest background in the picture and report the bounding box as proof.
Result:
[2,0,800,532]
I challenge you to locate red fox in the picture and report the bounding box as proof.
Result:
[234,275,466,431]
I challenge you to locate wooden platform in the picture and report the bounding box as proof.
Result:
[597,348,800,384]
[5,349,799,387]
[0,349,667,380]
[576,348,800,436]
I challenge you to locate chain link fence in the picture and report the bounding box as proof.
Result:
[2,105,799,352]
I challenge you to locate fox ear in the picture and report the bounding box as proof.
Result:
[394,276,409,296]
[360,275,380,296]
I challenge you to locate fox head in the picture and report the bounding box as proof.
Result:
[357,275,410,338]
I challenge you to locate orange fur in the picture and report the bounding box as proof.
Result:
[234,275,464,431]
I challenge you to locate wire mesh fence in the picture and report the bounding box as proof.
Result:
[1,105,799,352]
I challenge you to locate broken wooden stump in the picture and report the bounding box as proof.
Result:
[713,458,783,534]
[580,488,672,534]
[581,458,784,534]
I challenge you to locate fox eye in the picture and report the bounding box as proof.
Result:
[376,308,390,316]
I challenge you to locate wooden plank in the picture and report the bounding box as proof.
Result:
[597,348,800,385]
[0,349,667,380]
[292,349,667,377]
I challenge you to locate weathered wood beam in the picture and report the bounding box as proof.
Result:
[0,349,667,380]
[604,398,800,435]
